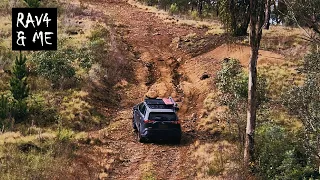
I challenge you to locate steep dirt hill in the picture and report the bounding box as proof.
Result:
[73,0,287,179]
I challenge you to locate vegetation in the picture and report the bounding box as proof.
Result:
[255,123,317,179]
[1,0,320,179]
[31,46,79,89]
[283,51,320,176]
[10,53,29,123]
[0,0,128,179]
[0,131,77,180]
[0,94,10,129]
[218,0,250,36]
[214,58,267,143]
[24,0,40,8]
[244,0,266,171]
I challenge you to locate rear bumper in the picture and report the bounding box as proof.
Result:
[141,128,181,140]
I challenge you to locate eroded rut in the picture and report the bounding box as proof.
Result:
[82,0,206,179]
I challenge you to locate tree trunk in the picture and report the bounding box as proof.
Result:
[264,0,271,29]
[197,0,203,16]
[244,46,258,167]
[244,0,265,170]
[216,2,219,16]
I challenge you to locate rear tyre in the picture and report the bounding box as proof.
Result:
[173,138,181,144]
[132,117,137,131]
[137,128,146,143]
[172,136,181,144]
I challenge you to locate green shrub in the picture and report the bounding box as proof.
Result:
[205,58,269,143]
[87,25,132,93]
[30,41,93,89]
[27,94,58,127]
[191,10,199,19]
[0,94,10,129]
[282,51,320,178]
[11,100,28,124]
[0,94,9,120]
[10,53,29,101]
[216,58,268,107]
[56,128,74,143]
[256,123,318,179]
[24,0,40,8]
[31,49,76,89]
[10,53,29,123]
[169,3,179,15]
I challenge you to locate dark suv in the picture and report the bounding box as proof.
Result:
[132,97,181,143]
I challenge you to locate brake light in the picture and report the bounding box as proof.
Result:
[144,120,155,123]
[172,120,180,124]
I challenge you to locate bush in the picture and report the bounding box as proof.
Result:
[11,100,28,124]
[56,128,74,143]
[202,58,269,144]
[27,94,58,127]
[24,0,40,8]
[216,58,268,105]
[86,25,132,105]
[10,53,29,101]
[30,40,94,89]
[0,94,9,120]
[10,53,29,123]
[191,10,199,19]
[169,3,179,15]
[282,51,320,178]
[0,94,10,129]
[31,48,76,89]
[0,47,14,72]
[255,123,318,179]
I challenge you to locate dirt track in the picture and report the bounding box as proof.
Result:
[78,0,207,179]
[72,1,287,179]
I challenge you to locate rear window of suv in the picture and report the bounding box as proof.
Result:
[148,112,177,121]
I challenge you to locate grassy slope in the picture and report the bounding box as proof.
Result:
[0,0,310,179]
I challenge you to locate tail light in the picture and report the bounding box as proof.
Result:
[171,120,180,124]
[144,120,155,123]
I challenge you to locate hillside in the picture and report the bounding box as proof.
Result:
[0,0,317,179]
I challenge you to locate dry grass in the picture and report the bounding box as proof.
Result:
[0,129,58,145]
[60,18,100,49]
[141,162,156,180]
[260,26,309,58]
[127,0,222,30]
[193,140,238,179]
[0,128,79,180]
[263,26,304,40]
[259,63,304,99]
[0,16,12,48]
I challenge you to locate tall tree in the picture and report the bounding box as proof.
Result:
[264,0,271,29]
[197,0,203,16]
[244,0,265,169]
[219,0,251,36]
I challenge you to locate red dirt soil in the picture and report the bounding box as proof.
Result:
[73,0,286,179]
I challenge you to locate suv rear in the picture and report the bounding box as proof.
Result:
[132,97,181,143]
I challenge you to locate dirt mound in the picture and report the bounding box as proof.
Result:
[200,44,285,66]
[182,44,285,87]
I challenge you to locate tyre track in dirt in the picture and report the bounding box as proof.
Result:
[86,0,206,179]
